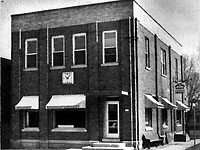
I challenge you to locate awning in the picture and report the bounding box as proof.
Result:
[15,96,39,109]
[176,100,189,110]
[46,94,86,109]
[161,97,177,109]
[145,94,164,109]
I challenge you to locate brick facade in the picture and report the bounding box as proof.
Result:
[11,0,186,149]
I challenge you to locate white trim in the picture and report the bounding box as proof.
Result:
[51,35,65,67]
[25,38,38,69]
[105,101,119,138]
[102,30,118,64]
[72,33,87,66]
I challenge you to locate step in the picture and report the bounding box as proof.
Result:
[92,143,126,148]
[82,146,125,150]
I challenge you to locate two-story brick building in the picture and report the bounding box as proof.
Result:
[11,0,189,149]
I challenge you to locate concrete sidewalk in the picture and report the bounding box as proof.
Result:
[149,139,200,150]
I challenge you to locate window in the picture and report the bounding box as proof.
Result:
[103,30,118,64]
[161,49,167,75]
[53,109,86,131]
[145,108,152,128]
[176,110,182,124]
[162,109,168,126]
[25,38,37,69]
[73,33,87,66]
[52,36,65,67]
[145,37,150,69]
[175,58,178,81]
[23,111,39,128]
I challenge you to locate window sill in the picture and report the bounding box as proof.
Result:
[24,68,38,71]
[145,67,151,71]
[71,64,87,68]
[101,62,119,67]
[22,127,39,132]
[145,126,153,131]
[50,66,65,70]
[176,124,182,127]
[161,74,167,78]
[51,127,87,132]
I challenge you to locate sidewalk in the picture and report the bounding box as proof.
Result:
[149,139,200,150]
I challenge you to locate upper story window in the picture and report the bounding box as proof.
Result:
[103,30,118,64]
[52,35,65,67]
[145,37,150,69]
[161,49,167,76]
[73,33,87,66]
[25,38,37,69]
[175,58,178,81]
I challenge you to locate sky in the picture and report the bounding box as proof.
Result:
[0,0,200,59]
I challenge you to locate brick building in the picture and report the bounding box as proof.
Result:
[11,0,189,149]
[0,58,11,149]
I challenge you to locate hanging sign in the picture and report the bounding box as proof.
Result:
[175,82,185,94]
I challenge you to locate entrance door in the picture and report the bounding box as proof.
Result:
[105,101,119,138]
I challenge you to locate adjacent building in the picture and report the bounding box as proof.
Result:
[11,0,189,149]
[0,57,11,149]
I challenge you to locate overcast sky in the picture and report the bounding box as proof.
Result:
[0,0,200,59]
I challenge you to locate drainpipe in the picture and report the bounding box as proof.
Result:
[154,34,159,134]
[134,17,139,150]
[128,16,134,147]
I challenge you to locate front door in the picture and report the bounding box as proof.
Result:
[105,101,119,138]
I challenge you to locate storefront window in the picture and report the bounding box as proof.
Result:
[176,110,182,124]
[53,109,86,131]
[145,108,152,129]
[162,109,168,126]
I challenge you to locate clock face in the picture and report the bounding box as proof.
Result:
[62,72,74,84]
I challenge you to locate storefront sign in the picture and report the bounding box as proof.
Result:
[175,82,185,94]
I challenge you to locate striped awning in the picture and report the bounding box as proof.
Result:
[145,94,164,109]
[176,100,189,110]
[161,97,177,109]
[46,94,86,109]
[15,96,39,110]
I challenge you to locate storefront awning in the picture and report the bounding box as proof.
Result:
[161,97,177,109]
[176,100,189,110]
[46,94,86,109]
[145,94,164,109]
[15,96,39,110]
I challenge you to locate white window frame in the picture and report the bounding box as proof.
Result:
[72,33,87,67]
[25,38,38,69]
[51,35,65,67]
[145,37,150,69]
[161,49,167,76]
[102,30,118,65]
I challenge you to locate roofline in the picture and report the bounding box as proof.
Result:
[135,0,182,47]
[11,0,122,17]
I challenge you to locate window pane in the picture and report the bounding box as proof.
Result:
[75,36,85,49]
[105,47,116,55]
[27,55,36,68]
[27,40,37,54]
[74,50,85,65]
[54,38,63,52]
[145,108,152,127]
[105,55,116,63]
[27,112,39,127]
[104,32,116,47]
[56,110,85,128]
[53,52,64,66]
[105,38,116,47]
[105,32,116,39]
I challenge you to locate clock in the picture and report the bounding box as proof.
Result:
[62,72,74,84]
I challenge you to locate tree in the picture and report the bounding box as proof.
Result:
[184,53,200,133]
